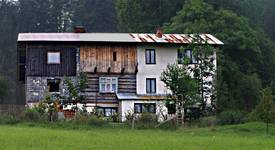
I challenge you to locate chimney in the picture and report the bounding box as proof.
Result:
[74,26,86,33]
[156,28,163,38]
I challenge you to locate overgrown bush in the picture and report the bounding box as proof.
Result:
[125,110,134,124]
[88,115,108,127]
[73,113,90,124]
[156,118,177,130]
[198,116,217,127]
[248,87,275,124]
[110,113,119,122]
[23,105,48,122]
[0,115,20,125]
[218,110,246,125]
[135,113,158,129]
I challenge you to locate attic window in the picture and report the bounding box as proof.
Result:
[47,79,60,92]
[47,52,60,64]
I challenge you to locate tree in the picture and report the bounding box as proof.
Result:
[72,0,118,32]
[0,0,20,104]
[164,0,275,113]
[116,0,185,32]
[182,36,217,113]
[160,63,199,125]
[251,87,275,135]
[63,72,88,111]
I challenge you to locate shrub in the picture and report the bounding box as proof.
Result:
[110,113,119,122]
[198,116,217,127]
[88,115,108,127]
[135,113,158,129]
[23,107,48,122]
[156,118,177,130]
[125,110,134,124]
[0,115,20,125]
[218,110,246,125]
[74,113,90,124]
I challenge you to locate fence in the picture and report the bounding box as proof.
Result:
[0,104,25,116]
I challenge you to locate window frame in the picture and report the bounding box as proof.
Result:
[99,77,118,93]
[177,49,198,64]
[47,51,61,64]
[47,78,61,93]
[146,78,156,94]
[145,49,156,64]
[134,103,156,114]
[97,107,117,117]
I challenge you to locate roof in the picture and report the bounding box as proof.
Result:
[18,33,224,45]
[116,93,167,100]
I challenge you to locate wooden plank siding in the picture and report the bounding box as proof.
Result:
[83,73,136,103]
[26,45,77,76]
[80,44,137,73]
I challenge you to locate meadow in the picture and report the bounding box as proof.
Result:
[0,122,274,150]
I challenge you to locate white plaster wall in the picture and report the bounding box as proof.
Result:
[120,100,168,122]
[137,45,178,95]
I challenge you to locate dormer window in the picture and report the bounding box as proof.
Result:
[47,52,60,64]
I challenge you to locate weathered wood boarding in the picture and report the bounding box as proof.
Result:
[80,44,137,73]
[26,44,77,76]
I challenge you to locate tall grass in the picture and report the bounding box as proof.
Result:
[0,122,274,150]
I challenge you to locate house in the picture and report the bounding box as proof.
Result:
[17,28,223,121]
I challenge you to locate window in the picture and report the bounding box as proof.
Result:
[99,77,118,93]
[47,79,60,92]
[145,49,156,64]
[97,107,117,117]
[166,101,176,114]
[178,49,197,64]
[47,52,60,64]
[146,78,156,93]
[113,52,117,61]
[134,103,156,113]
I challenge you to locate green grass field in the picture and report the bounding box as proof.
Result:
[0,122,274,150]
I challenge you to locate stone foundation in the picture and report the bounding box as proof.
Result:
[26,76,76,103]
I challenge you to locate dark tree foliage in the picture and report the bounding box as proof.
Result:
[164,0,275,113]
[250,87,275,134]
[72,0,118,32]
[0,0,20,104]
[116,0,185,32]
[18,0,71,32]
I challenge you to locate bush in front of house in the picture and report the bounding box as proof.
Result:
[0,115,20,125]
[217,110,246,125]
[72,112,108,127]
[23,103,49,122]
[198,116,218,127]
[135,113,158,129]
[156,118,178,130]
[88,115,109,127]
